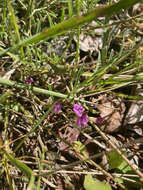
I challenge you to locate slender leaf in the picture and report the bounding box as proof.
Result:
[4,150,34,177]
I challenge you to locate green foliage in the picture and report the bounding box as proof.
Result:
[106,151,141,189]
[4,150,34,177]
[0,90,11,104]
[0,0,141,57]
[84,174,112,190]
[106,151,132,172]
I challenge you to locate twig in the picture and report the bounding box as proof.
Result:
[92,123,143,181]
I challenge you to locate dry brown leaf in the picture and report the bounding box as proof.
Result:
[59,127,80,151]
[97,95,125,133]
[2,69,16,80]
[74,27,103,53]
[125,85,143,124]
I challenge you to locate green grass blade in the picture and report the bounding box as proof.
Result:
[4,150,34,177]
[13,103,53,152]
[0,0,141,57]
[79,38,143,88]
[8,1,24,57]
[68,0,73,17]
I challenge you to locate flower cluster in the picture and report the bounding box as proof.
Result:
[24,77,33,85]
[51,102,88,128]
[73,104,88,128]
[51,102,61,113]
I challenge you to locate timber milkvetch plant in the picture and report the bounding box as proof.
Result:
[24,77,33,85]
[73,104,88,128]
[1,1,143,189]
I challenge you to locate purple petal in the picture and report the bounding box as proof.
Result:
[52,102,61,113]
[76,114,88,128]
[96,116,103,124]
[24,77,33,85]
[76,117,82,126]
[81,114,88,128]
[73,104,85,117]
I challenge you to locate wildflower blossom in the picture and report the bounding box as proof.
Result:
[76,113,88,128]
[52,102,61,113]
[73,104,85,117]
[24,77,33,85]
[96,116,103,124]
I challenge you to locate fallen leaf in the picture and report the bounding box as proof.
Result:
[97,95,125,133]
[125,85,143,124]
[59,127,80,151]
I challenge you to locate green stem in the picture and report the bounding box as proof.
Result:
[0,77,69,99]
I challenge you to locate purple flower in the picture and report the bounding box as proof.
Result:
[76,113,88,128]
[52,102,61,113]
[24,77,33,85]
[96,116,103,124]
[73,104,85,117]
